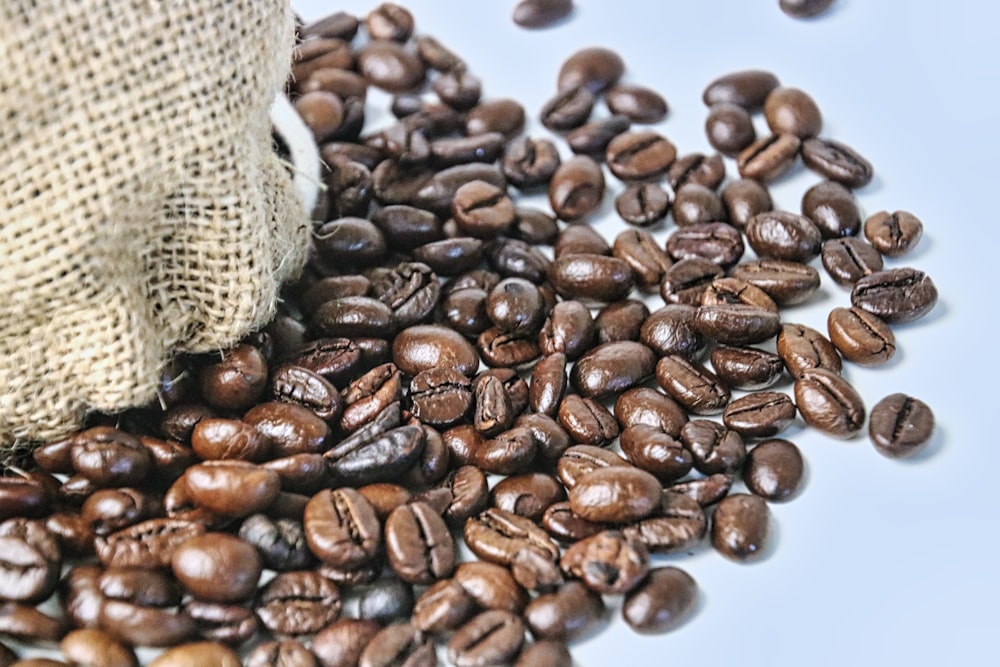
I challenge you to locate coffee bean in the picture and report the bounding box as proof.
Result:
[182,460,280,518]
[385,502,456,584]
[746,211,822,263]
[80,487,159,537]
[311,296,396,339]
[776,322,842,378]
[299,11,360,40]
[864,210,924,257]
[439,287,491,338]
[710,345,785,390]
[569,466,662,524]
[303,488,381,569]
[794,368,866,438]
[764,87,822,138]
[703,278,776,314]
[538,300,596,359]
[730,259,821,306]
[541,501,604,543]
[182,600,258,646]
[705,103,756,156]
[622,491,707,554]
[244,639,316,667]
[672,184,725,228]
[313,619,382,667]
[668,473,734,507]
[529,353,568,417]
[242,403,330,457]
[555,445,629,489]
[70,427,152,488]
[606,130,677,181]
[255,570,342,637]
[502,137,562,189]
[780,0,835,17]
[0,519,60,604]
[821,237,884,285]
[341,364,404,432]
[622,566,699,634]
[238,514,314,572]
[606,83,668,123]
[486,278,545,335]
[566,114,631,156]
[315,218,388,269]
[801,137,874,188]
[448,610,525,667]
[516,413,573,462]
[655,355,730,415]
[411,580,478,634]
[513,0,574,28]
[615,182,671,228]
[170,533,260,603]
[511,207,559,244]
[737,133,800,182]
[570,341,656,399]
[558,46,624,94]
[415,465,489,526]
[356,40,425,93]
[548,155,606,221]
[464,507,559,571]
[490,473,567,522]
[59,628,137,667]
[365,3,414,41]
[369,261,441,328]
[711,493,770,561]
[429,133,505,168]
[594,299,650,344]
[702,69,780,110]
[666,222,745,267]
[523,581,605,641]
[614,387,688,436]
[666,152,726,191]
[454,560,530,613]
[413,163,508,215]
[827,306,896,366]
[392,324,480,376]
[452,180,516,239]
[560,529,649,595]
[619,425,693,482]
[288,338,363,387]
[743,438,805,501]
[99,599,195,647]
[554,223,609,258]
[147,642,241,667]
[540,86,595,131]
[659,257,724,306]
[851,267,938,324]
[478,326,542,369]
[487,238,552,283]
[358,483,413,521]
[694,304,781,345]
[515,640,573,667]
[639,304,705,359]
[433,66,482,111]
[292,38,354,83]
[409,368,473,425]
[722,391,797,438]
[721,178,773,229]
[557,394,619,447]
[0,475,51,523]
[95,518,205,569]
[802,180,861,238]
[359,622,436,667]
[869,393,935,459]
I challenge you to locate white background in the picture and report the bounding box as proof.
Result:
[290,1,1000,665]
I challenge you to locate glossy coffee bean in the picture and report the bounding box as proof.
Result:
[486,278,545,335]
[189,417,272,463]
[147,642,241,667]
[764,87,822,138]
[463,508,560,566]
[802,180,861,238]
[569,466,662,524]
[199,344,269,413]
[746,211,822,263]
[737,133,800,182]
[514,640,573,667]
[523,581,605,641]
[869,393,935,459]
[453,560,530,614]
[392,324,480,376]
[95,518,205,569]
[743,438,805,501]
[448,610,525,667]
[548,155,606,221]
[411,580,478,634]
[668,473,734,508]
[452,180,516,239]
[606,130,677,181]
[0,519,61,604]
[502,137,561,189]
[776,322,842,378]
[244,402,332,456]
[59,628,138,667]
[672,184,725,228]
[238,514,314,572]
[864,210,923,257]
[70,427,152,488]
[385,502,456,584]
[490,473,566,522]
[711,493,770,561]
[606,83,668,123]
[557,46,624,94]
[539,300,596,360]
[529,353,568,417]
[622,492,707,554]
[623,566,699,634]
[466,98,527,138]
[710,345,784,390]
[570,341,656,399]
[409,368,473,425]
[513,0,574,27]
[304,488,381,569]
[666,222,745,267]
[182,460,280,518]
[730,259,821,306]
[555,445,629,490]
[340,364,404,432]
[557,394,619,447]
[594,299,650,344]
[827,306,896,366]
[615,182,671,228]
[516,413,572,462]
[680,419,746,476]
[851,267,938,324]
[614,387,688,436]
[357,578,415,627]
[255,570,342,637]
[659,257,724,307]
[356,40,425,93]
[821,237,883,285]
[567,114,631,156]
[619,425,693,482]
[722,391,797,438]
[640,304,705,359]
[540,85,595,131]
[613,230,672,290]
[794,368,866,438]
[666,152,726,191]
[244,640,316,667]
[722,178,773,229]
[702,69,780,111]
[655,355,730,415]
[170,533,261,603]
[705,103,756,156]
[560,529,650,595]
[694,304,781,345]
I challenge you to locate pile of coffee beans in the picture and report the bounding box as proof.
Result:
[0,3,937,665]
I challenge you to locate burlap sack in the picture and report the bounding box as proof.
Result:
[0,0,312,456]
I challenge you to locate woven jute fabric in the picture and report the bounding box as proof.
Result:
[0,0,311,456]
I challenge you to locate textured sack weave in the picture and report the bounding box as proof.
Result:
[0,0,311,455]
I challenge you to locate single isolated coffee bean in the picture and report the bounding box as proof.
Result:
[864,210,924,257]
[568,466,663,523]
[801,137,874,188]
[711,493,770,562]
[702,69,781,111]
[869,393,935,459]
[851,267,938,324]
[513,0,574,28]
[827,306,896,366]
[743,438,805,501]
[794,367,866,438]
[622,566,699,634]
[557,46,625,94]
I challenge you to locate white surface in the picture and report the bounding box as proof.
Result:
[290,1,1000,665]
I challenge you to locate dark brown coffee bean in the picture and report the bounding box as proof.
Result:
[465,98,526,138]
[619,425,693,482]
[612,230,671,290]
[324,159,374,220]
[357,483,413,521]
[311,296,396,339]
[292,37,353,82]
[170,533,260,603]
[415,465,489,526]
[448,610,525,667]
[183,599,258,646]
[238,514,313,572]
[242,402,331,457]
[411,237,484,278]
[557,394,619,447]
[453,561,530,614]
[548,155,606,221]
[540,501,603,543]
[511,207,559,244]
[780,0,835,17]
[304,488,381,569]
[710,345,785,390]
[668,474,733,507]
[764,87,822,138]
[409,368,472,426]
[679,419,746,476]
[705,103,756,156]
[0,519,60,604]
[323,415,424,487]
[869,393,935,460]
[183,460,280,518]
[513,0,574,28]
[801,137,874,188]
[0,475,53,522]
[730,259,821,306]
[529,353,567,417]
[433,66,482,111]
[59,628,137,667]
[412,163,508,215]
[711,493,770,561]
[538,300,596,359]
[385,502,456,584]
[514,640,572,667]
[411,580,477,635]
[244,639,315,667]
[655,355,730,415]
[827,306,896,366]
[555,445,629,489]
[369,261,441,328]
[606,83,668,123]
[746,211,822,263]
[821,237,884,285]
[851,267,938,324]
[672,184,725,228]
[560,530,649,595]
[639,304,704,359]
[594,299,649,344]
[147,642,240,666]
[451,180,516,239]
[429,133,505,168]
[478,327,542,369]
[659,257,724,306]
[94,518,204,570]
[736,133,800,182]
[288,338,363,388]
[262,452,329,495]
[864,210,923,257]
[294,91,344,144]
[554,223,609,258]
[314,219,387,269]
[566,114,631,156]
[695,304,781,346]
[356,40,425,93]
[623,566,699,634]
[540,85,594,131]
[45,511,95,558]
[721,178,773,229]
[569,466,662,524]
[606,130,677,181]
[802,180,861,238]
[502,137,561,189]
[70,427,152,488]
[524,581,605,641]
[80,487,160,537]
[794,368,866,438]
[490,474,567,522]
[743,438,805,501]
[704,277,776,313]
[256,571,342,637]
[667,222,745,267]
[558,46,624,94]
[341,364,404,432]
[614,387,688,436]
[570,341,656,399]
[99,599,194,648]
[776,322,842,379]
[516,413,573,462]
[316,561,382,588]
[463,508,559,566]
[723,391,797,438]
[667,152,726,191]
[702,69,780,111]
[439,287,491,338]
[486,278,545,335]
[365,3,414,41]
[549,253,634,303]
[270,364,344,422]
[312,619,382,667]
[392,324,480,376]
[615,182,671,228]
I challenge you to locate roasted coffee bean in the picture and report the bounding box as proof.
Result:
[711,493,770,561]
[196,345,270,413]
[433,66,482,111]
[780,0,835,17]
[316,561,383,588]
[695,304,780,346]
[314,219,387,269]
[710,345,785,390]
[255,570,342,636]
[413,32,463,71]
[322,142,384,171]
[238,514,314,572]
[465,98,526,138]
[864,210,924,257]
[668,474,734,507]
[295,91,345,144]
[529,353,567,417]
[554,223,609,259]
[312,296,396,339]
[409,368,472,426]
[776,323,842,378]
[369,261,441,328]
[448,610,525,667]
[540,501,603,543]
[555,445,629,489]
[313,619,383,667]
[514,640,572,667]
[288,338,363,388]
[356,40,425,93]
[702,276,778,313]
[324,416,423,485]
[801,137,874,188]
[340,363,404,432]
[523,580,605,641]
[359,579,415,626]
[303,488,381,569]
[453,561,530,614]
[451,180,516,239]
[183,460,280,518]
[736,133,800,182]
[612,231,671,291]
[566,114,631,156]
[478,327,542,369]
[59,628,138,667]
[594,299,649,344]
[560,529,650,595]
[182,600,258,646]
[570,341,656,399]
[411,580,477,635]
[358,483,413,520]
[666,222,745,267]
[244,639,316,667]
[303,65,367,102]
[486,278,545,335]
[540,86,595,131]
[702,69,780,110]
[0,475,53,522]
[802,180,861,238]
[479,368,529,416]
[723,391,797,438]
[549,253,634,303]
[392,324,480,376]
[538,300,596,359]
[622,566,699,634]
[99,598,195,647]
[516,413,573,462]
[569,466,662,524]
[502,137,562,189]
[615,182,671,228]
[666,152,726,191]
[656,355,730,415]
[721,178,773,230]
[299,11,360,41]
[743,438,805,501]
[430,132,505,168]
[413,238,484,276]
[746,211,822,263]
[417,463,488,526]
[827,306,896,366]
[324,159,374,220]
[270,364,344,422]
[605,83,668,123]
[513,0,574,28]
[614,387,687,436]
[679,420,746,476]
[244,402,330,458]
[490,473,566,522]
[730,259,821,306]
[619,425,693,482]
[442,424,485,467]
[385,502,455,584]
[80,487,160,537]
[463,508,559,566]
[548,155,606,221]
[412,163,507,215]
[95,518,205,569]
[70,427,152,488]
[558,46,624,94]
[821,237,884,285]
[439,287,491,338]
[764,87,822,138]
[851,267,938,324]
[0,519,60,604]
[672,184,725,228]
[511,207,559,244]
[170,532,261,603]
[147,642,240,667]
[606,130,677,181]
[639,304,704,359]
[557,394,619,447]
[794,368,866,438]
[365,3,414,41]
[45,511,95,557]
[869,393,935,459]
[705,102,756,156]
[659,257,725,306]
